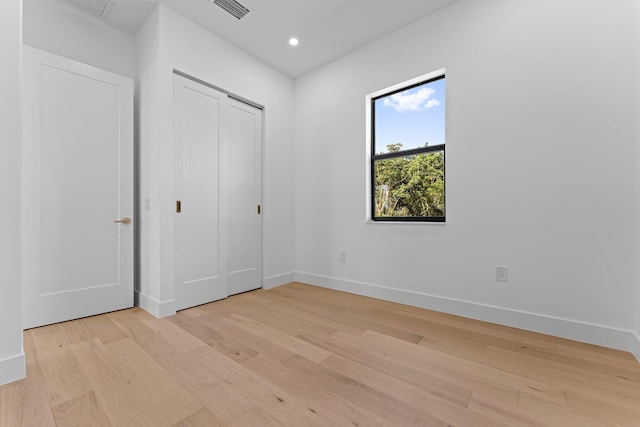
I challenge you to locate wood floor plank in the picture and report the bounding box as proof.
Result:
[141,317,207,354]
[470,391,610,427]
[419,326,491,359]
[368,307,543,356]
[518,344,640,382]
[122,396,210,427]
[71,338,153,425]
[242,354,390,427]
[71,337,199,425]
[283,352,452,426]
[225,407,281,427]
[564,388,640,426]
[181,346,326,427]
[264,291,367,334]
[321,353,508,427]
[225,313,332,363]
[61,318,95,346]
[0,377,57,427]
[31,323,72,359]
[50,390,112,427]
[23,330,43,380]
[82,313,129,345]
[554,342,640,368]
[106,309,155,340]
[221,299,338,338]
[103,337,201,415]
[363,329,572,406]
[484,345,640,400]
[469,392,553,427]
[330,329,521,405]
[38,348,92,407]
[154,350,254,425]
[265,297,366,336]
[171,408,224,427]
[2,282,640,426]
[178,306,209,319]
[516,392,614,427]
[0,382,24,427]
[298,328,473,408]
[393,306,561,352]
[334,309,425,344]
[169,312,277,362]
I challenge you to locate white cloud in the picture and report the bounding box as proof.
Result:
[425,98,441,108]
[383,87,440,112]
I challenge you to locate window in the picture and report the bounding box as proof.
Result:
[370,73,445,222]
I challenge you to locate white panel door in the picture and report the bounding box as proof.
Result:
[174,74,228,310]
[22,46,134,329]
[227,99,263,296]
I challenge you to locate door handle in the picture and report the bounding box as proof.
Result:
[114,217,132,225]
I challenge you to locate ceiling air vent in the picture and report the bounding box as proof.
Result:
[60,0,114,20]
[212,0,250,20]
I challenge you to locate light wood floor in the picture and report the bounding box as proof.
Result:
[2,283,640,426]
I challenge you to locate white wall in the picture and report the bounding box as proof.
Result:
[634,0,640,361]
[23,0,135,78]
[294,0,637,351]
[0,0,25,386]
[136,6,164,315]
[136,5,295,316]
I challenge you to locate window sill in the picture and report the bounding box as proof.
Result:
[366,220,446,225]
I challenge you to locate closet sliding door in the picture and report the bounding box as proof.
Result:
[173,74,262,310]
[174,75,228,310]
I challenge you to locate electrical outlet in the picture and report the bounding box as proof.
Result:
[339,251,347,263]
[496,266,508,282]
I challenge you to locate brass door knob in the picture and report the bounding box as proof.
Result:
[114,217,132,225]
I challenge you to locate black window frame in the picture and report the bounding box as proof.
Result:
[370,74,446,222]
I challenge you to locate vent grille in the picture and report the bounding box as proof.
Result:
[213,0,250,20]
[61,0,114,19]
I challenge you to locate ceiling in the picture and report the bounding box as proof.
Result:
[68,0,459,78]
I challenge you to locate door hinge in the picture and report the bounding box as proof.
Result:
[176,200,182,213]
[257,204,261,215]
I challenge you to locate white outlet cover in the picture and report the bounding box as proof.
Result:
[496,266,508,281]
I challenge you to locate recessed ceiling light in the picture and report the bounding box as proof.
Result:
[289,37,299,47]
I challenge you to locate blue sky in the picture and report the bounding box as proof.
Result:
[374,78,445,154]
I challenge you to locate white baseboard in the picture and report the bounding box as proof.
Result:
[0,352,26,386]
[135,290,176,318]
[136,273,296,318]
[633,332,640,362]
[263,272,295,290]
[295,272,635,354]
